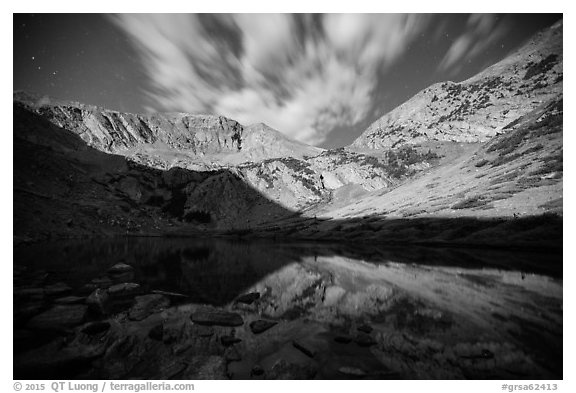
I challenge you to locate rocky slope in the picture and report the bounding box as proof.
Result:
[350,20,562,150]
[13,102,302,242]
[14,91,322,167]
[265,95,562,249]
[13,21,562,248]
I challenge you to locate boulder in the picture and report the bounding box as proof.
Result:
[334,335,353,344]
[235,292,260,305]
[54,296,85,305]
[220,335,242,347]
[81,321,111,336]
[190,310,244,327]
[107,263,134,274]
[27,305,88,331]
[44,282,71,296]
[249,320,277,334]
[128,294,170,321]
[107,282,140,295]
[86,288,109,314]
[292,340,317,358]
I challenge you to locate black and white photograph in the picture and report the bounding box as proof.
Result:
[8,4,568,385]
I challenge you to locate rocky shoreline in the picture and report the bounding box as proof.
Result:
[14,247,562,380]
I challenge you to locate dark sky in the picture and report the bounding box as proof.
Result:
[13,13,562,148]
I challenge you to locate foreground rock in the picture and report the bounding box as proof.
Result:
[128,294,170,321]
[108,263,134,274]
[249,320,277,334]
[235,292,260,305]
[27,305,88,331]
[190,310,244,327]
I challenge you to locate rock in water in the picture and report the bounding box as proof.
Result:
[44,282,72,296]
[249,320,277,334]
[235,292,260,305]
[81,321,111,336]
[86,288,109,314]
[355,333,377,347]
[107,263,134,274]
[338,367,367,377]
[220,336,242,347]
[334,335,353,344]
[251,365,264,376]
[190,310,244,327]
[292,340,317,358]
[128,294,170,321]
[54,296,85,305]
[107,282,140,295]
[27,305,88,331]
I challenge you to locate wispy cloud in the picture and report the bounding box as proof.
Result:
[438,14,511,74]
[108,14,429,145]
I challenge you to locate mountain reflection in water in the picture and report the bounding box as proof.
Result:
[14,237,562,379]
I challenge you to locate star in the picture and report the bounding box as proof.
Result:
[31,56,35,60]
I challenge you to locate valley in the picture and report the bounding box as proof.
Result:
[12,18,563,380]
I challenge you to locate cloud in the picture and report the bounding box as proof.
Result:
[109,14,429,145]
[438,14,511,74]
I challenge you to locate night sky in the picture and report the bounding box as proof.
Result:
[13,13,562,148]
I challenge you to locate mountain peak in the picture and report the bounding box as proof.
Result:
[350,20,563,151]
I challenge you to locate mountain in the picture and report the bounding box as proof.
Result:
[350,20,562,150]
[13,92,322,168]
[13,21,562,249]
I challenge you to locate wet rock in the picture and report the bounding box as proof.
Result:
[221,335,242,347]
[44,282,72,296]
[14,301,43,322]
[180,355,227,379]
[27,305,88,331]
[108,263,134,274]
[195,325,215,337]
[54,296,85,305]
[173,342,193,355]
[86,288,109,314]
[108,282,140,295]
[334,335,353,344]
[224,346,242,362]
[148,323,164,341]
[266,360,317,379]
[14,287,44,300]
[251,365,264,376]
[158,360,188,380]
[128,294,170,321]
[292,340,317,358]
[151,290,189,301]
[235,292,260,305]
[190,310,244,327]
[249,320,277,334]
[355,333,377,347]
[87,276,113,290]
[338,366,367,377]
[81,321,111,336]
[15,339,107,377]
[357,324,373,334]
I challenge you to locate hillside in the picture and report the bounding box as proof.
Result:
[350,20,562,150]
[13,92,322,168]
